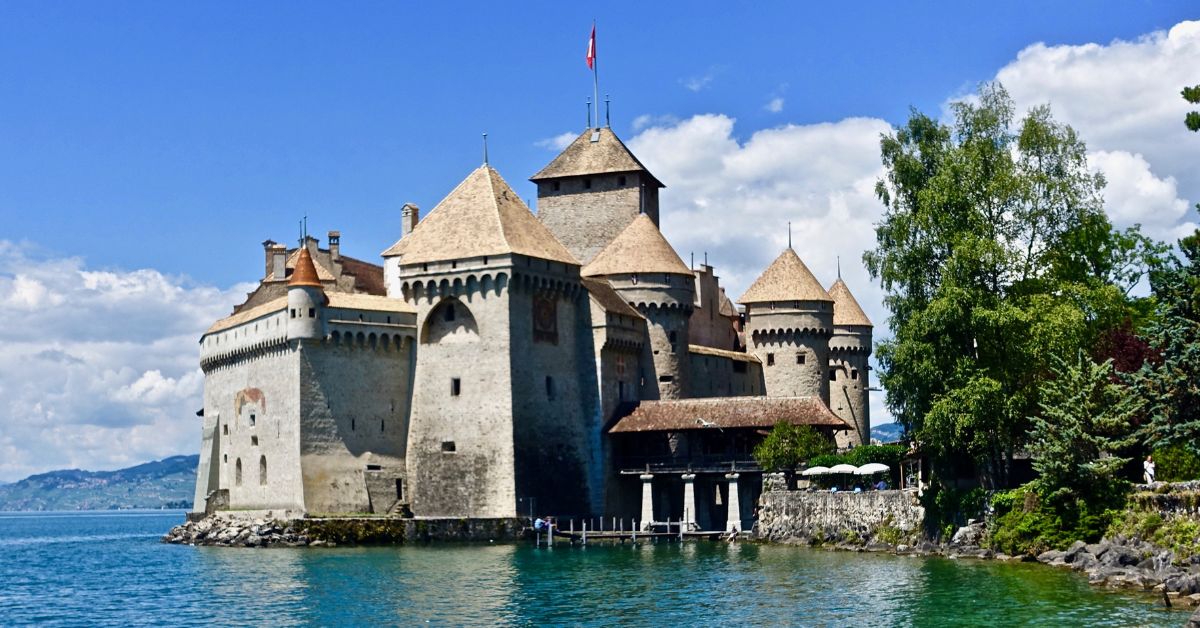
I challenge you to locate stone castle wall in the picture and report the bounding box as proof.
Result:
[755,488,925,543]
[745,302,835,402]
[536,172,658,264]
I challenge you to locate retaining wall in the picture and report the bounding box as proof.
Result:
[755,489,925,543]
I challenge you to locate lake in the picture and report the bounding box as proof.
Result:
[0,511,1188,626]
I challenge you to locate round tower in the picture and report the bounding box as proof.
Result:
[583,214,694,399]
[828,277,873,448]
[287,246,326,340]
[738,248,834,403]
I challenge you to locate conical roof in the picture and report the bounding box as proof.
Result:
[398,165,579,266]
[288,246,323,288]
[582,214,692,277]
[531,127,663,187]
[828,278,873,327]
[738,248,833,304]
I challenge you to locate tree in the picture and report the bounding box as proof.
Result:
[1184,85,1200,132]
[752,422,835,473]
[864,83,1159,489]
[1129,230,1200,453]
[1028,351,1140,502]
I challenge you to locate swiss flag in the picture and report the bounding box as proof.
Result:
[586,24,596,70]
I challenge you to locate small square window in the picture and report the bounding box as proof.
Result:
[767,353,775,366]
[851,369,859,380]
[308,308,315,318]
[290,309,296,318]
[249,413,256,427]
[222,425,229,436]
[797,353,806,365]
[442,441,456,453]
[829,369,837,381]
[451,378,462,396]
[251,436,259,446]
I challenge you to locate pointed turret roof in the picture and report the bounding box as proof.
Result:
[582,214,692,277]
[531,127,663,187]
[828,278,873,327]
[288,246,323,288]
[398,165,579,266]
[738,248,833,304]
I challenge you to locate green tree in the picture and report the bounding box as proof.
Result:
[753,422,835,473]
[1184,85,1200,132]
[864,83,1159,489]
[1130,230,1200,454]
[1028,351,1140,502]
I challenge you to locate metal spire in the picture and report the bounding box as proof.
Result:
[482,132,489,165]
[837,255,842,279]
[787,221,792,249]
[586,98,592,129]
[605,94,611,127]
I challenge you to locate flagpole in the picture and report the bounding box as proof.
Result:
[592,20,599,128]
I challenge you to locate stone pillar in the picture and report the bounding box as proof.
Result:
[682,473,697,531]
[640,474,655,530]
[725,473,742,532]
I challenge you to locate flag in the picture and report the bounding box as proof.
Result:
[586,24,596,70]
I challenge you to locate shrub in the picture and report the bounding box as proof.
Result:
[987,481,1129,555]
[1154,444,1200,481]
[753,422,835,472]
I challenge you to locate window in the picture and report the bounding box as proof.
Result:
[797,353,806,365]
[618,381,626,401]
[351,418,356,431]
[767,353,775,366]
[442,441,456,453]
[290,309,296,318]
[829,369,837,381]
[618,175,626,186]
[381,420,386,432]
[223,454,228,463]
[249,413,256,427]
[223,425,229,436]
[583,178,592,189]
[366,464,382,471]
[259,456,267,485]
[235,458,242,486]
[444,304,456,322]
[451,378,462,396]
[545,376,556,400]
[308,307,315,318]
[851,369,859,380]
[251,436,259,446]
[552,181,561,192]
[658,375,674,383]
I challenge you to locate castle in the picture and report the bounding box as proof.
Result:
[191,125,873,532]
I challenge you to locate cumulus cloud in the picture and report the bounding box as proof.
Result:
[984,20,1200,237]
[764,97,785,113]
[0,242,251,481]
[535,132,576,151]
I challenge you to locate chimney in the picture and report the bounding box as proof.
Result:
[262,240,277,278]
[401,203,420,238]
[328,231,341,261]
[270,243,287,281]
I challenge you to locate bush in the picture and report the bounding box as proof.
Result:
[986,481,1129,555]
[1154,444,1200,481]
[1107,509,1200,560]
[753,422,835,472]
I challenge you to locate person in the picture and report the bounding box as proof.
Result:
[875,479,888,491]
[534,517,546,531]
[1144,455,1156,484]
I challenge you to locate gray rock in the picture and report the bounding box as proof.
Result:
[1189,606,1200,628]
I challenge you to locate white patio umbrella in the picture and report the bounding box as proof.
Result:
[828,464,858,475]
[801,466,832,476]
[854,463,890,476]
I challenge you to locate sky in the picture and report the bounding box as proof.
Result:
[1,1,1198,481]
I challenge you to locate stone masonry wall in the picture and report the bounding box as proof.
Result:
[755,489,925,543]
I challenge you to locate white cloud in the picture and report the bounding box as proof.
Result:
[535,132,576,151]
[765,97,785,113]
[984,20,1200,237]
[680,66,723,92]
[0,242,251,481]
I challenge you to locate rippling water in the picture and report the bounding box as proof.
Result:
[0,511,1188,626]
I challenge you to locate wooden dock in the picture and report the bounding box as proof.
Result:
[531,518,737,546]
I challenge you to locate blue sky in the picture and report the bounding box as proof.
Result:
[1,2,1198,479]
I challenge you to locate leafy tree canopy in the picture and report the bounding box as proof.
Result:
[864,83,1162,488]
[752,422,835,472]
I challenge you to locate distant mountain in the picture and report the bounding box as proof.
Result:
[0,455,197,511]
[871,422,904,444]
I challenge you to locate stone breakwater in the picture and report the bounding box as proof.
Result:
[162,514,523,547]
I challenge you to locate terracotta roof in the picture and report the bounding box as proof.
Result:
[608,397,849,433]
[326,293,415,314]
[206,297,287,335]
[738,248,833,304]
[582,214,692,278]
[687,344,760,363]
[582,277,644,319]
[828,278,873,327]
[399,165,579,266]
[531,127,663,187]
[718,290,737,318]
[289,247,323,288]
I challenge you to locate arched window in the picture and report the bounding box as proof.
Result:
[235,458,243,486]
[259,456,267,486]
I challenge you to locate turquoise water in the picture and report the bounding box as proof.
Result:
[0,511,1189,626]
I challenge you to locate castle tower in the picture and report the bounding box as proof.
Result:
[828,278,873,448]
[531,127,664,265]
[287,246,326,341]
[396,164,600,518]
[739,248,834,402]
[583,214,694,399]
